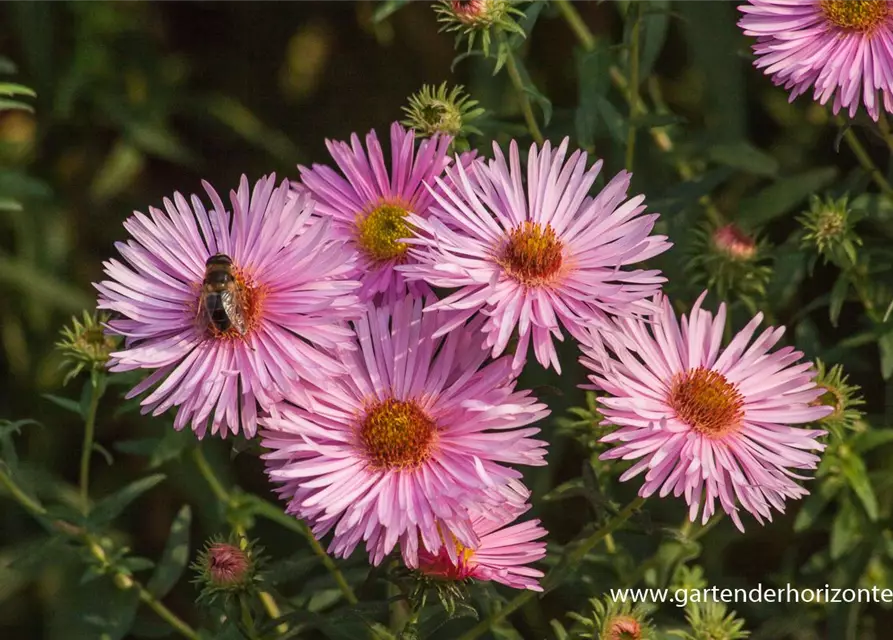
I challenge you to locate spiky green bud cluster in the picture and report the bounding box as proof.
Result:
[567,596,655,640]
[55,310,118,384]
[798,194,863,268]
[191,535,263,606]
[680,599,750,640]
[812,360,864,437]
[434,0,526,58]
[687,222,772,307]
[402,83,484,144]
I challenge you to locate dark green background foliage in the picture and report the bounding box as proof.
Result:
[1,2,893,639]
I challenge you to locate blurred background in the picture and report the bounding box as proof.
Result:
[1,2,892,639]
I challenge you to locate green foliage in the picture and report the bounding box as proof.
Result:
[2,2,893,639]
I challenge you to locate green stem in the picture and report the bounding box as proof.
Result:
[457,591,535,640]
[458,497,647,640]
[138,585,200,640]
[625,4,641,172]
[2,465,198,639]
[192,446,358,605]
[251,499,359,605]
[503,38,544,145]
[562,496,646,568]
[192,446,231,503]
[79,372,104,512]
[840,123,893,197]
[0,466,47,517]
[554,0,596,50]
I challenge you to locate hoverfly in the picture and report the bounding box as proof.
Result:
[199,254,248,335]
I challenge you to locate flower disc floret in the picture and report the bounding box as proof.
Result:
[821,0,889,31]
[669,368,745,438]
[357,204,412,263]
[360,398,436,469]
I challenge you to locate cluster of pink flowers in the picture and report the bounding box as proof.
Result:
[96,122,832,591]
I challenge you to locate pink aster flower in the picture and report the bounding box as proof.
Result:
[260,294,548,567]
[298,122,453,301]
[738,0,893,121]
[400,138,671,373]
[417,503,547,592]
[96,175,362,438]
[580,292,833,531]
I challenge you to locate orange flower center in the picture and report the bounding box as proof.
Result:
[356,203,412,263]
[359,398,437,469]
[499,221,564,285]
[668,367,744,438]
[821,0,890,32]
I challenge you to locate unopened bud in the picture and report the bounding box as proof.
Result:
[713,224,757,261]
[402,83,483,140]
[55,310,118,384]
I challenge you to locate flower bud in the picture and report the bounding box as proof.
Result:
[606,615,644,640]
[811,359,864,434]
[687,222,771,303]
[192,536,261,605]
[798,194,863,267]
[55,310,118,384]
[684,599,749,640]
[713,224,757,261]
[402,83,483,141]
[434,0,525,56]
[570,597,654,640]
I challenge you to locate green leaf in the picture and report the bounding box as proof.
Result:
[707,141,779,177]
[594,96,626,144]
[90,140,145,203]
[542,478,585,503]
[0,197,23,212]
[205,95,300,164]
[738,167,838,227]
[0,98,34,113]
[880,332,893,380]
[372,0,408,22]
[89,474,166,527]
[114,428,192,468]
[829,272,850,328]
[574,45,611,149]
[82,585,141,640]
[510,52,552,126]
[853,429,893,453]
[0,255,92,311]
[794,479,842,532]
[830,498,861,559]
[41,393,83,417]
[261,551,317,587]
[840,453,879,521]
[639,1,670,81]
[0,82,36,98]
[147,505,191,598]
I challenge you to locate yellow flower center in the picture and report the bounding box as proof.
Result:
[356,203,412,263]
[821,0,890,32]
[499,221,564,285]
[668,367,745,438]
[359,398,437,469]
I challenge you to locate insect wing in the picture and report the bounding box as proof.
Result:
[220,287,248,335]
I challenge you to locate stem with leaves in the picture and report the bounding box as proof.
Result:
[457,496,647,640]
[192,446,358,607]
[625,3,642,172]
[501,35,544,145]
[0,467,199,639]
[79,371,104,511]
[839,122,893,197]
